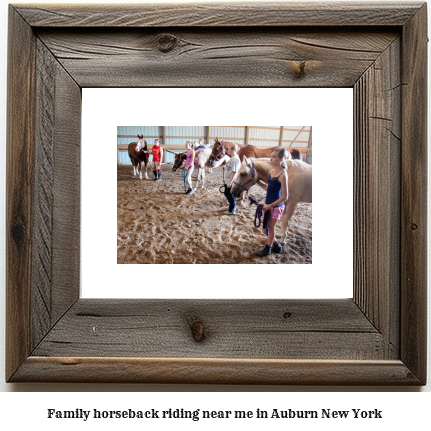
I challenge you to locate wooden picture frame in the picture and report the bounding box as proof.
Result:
[6,2,427,385]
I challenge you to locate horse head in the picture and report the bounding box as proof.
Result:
[172,152,186,172]
[208,139,226,167]
[231,157,256,198]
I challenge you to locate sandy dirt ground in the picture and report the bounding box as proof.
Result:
[117,164,312,264]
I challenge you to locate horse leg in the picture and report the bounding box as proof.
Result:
[278,200,299,246]
[132,161,137,176]
[138,161,143,180]
[194,169,200,190]
[143,162,148,179]
[201,169,205,188]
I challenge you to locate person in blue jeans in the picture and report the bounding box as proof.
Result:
[222,142,241,215]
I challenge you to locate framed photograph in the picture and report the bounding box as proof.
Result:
[113,123,314,266]
[6,2,427,384]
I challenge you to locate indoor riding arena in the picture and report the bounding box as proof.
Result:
[117,126,312,264]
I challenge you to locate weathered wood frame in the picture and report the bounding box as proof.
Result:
[6,2,427,384]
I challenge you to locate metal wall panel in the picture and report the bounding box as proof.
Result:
[249,126,280,147]
[119,150,129,164]
[282,126,311,148]
[209,126,245,143]
[249,126,280,140]
[166,126,205,138]
[117,126,162,139]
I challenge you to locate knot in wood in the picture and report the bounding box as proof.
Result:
[11,222,25,245]
[411,223,418,231]
[157,34,179,53]
[288,60,314,79]
[295,61,307,78]
[186,315,206,342]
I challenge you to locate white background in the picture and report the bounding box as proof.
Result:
[0,0,430,421]
[82,88,353,299]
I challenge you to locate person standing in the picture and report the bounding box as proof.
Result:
[184,141,195,195]
[223,142,241,215]
[151,139,163,181]
[255,147,288,256]
[196,138,206,150]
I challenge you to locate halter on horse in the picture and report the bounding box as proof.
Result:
[232,158,257,193]
[232,158,269,235]
[208,140,226,167]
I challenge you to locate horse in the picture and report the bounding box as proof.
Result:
[207,139,281,167]
[173,148,226,189]
[193,147,228,189]
[172,152,187,172]
[128,140,149,179]
[231,157,312,246]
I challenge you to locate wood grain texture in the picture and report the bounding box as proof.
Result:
[6,7,36,381]
[12,358,420,385]
[400,3,428,384]
[50,51,81,325]
[14,2,424,27]
[6,2,427,385]
[32,40,56,347]
[36,29,398,87]
[32,299,382,359]
[32,38,81,350]
[7,6,81,381]
[353,38,401,358]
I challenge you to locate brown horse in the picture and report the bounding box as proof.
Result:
[172,152,187,172]
[207,139,281,167]
[128,139,149,179]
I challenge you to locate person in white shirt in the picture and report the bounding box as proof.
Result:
[222,142,241,215]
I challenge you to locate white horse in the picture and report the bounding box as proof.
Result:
[193,147,228,189]
[231,157,312,245]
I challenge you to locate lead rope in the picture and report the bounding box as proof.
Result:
[248,197,270,236]
[219,167,227,194]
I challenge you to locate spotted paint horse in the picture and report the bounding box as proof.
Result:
[128,138,149,179]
